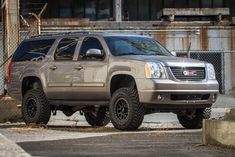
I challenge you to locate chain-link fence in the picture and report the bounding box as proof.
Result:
[0,31,4,96]
[0,21,35,122]
[175,51,226,94]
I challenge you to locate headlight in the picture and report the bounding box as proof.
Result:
[206,63,216,80]
[145,62,166,79]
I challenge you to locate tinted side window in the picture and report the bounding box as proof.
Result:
[54,38,78,61]
[79,37,104,59]
[12,39,55,62]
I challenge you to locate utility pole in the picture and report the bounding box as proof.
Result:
[115,0,122,22]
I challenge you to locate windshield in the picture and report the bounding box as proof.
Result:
[104,36,171,56]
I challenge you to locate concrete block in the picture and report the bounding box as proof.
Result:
[224,108,235,120]
[162,8,230,16]
[203,119,235,148]
[0,97,21,123]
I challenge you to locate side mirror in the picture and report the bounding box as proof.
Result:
[86,49,103,57]
[171,51,177,57]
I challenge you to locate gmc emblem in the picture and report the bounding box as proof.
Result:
[183,70,197,76]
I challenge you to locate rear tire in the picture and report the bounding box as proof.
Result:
[109,88,144,131]
[22,89,51,125]
[177,108,211,129]
[84,108,110,127]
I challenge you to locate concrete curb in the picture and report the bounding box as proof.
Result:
[203,108,235,148]
[0,133,31,157]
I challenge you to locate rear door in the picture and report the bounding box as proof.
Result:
[72,36,109,100]
[46,38,80,99]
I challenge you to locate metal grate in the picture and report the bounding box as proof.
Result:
[170,67,206,81]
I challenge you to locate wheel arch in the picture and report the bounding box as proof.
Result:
[21,76,46,97]
[109,73,137,96]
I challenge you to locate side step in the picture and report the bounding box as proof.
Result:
[48,100,109,106]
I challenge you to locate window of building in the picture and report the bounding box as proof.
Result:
[13,39,55,62]
[73,0,85,18]
[213,0,223,7]
[123,0,138,21]
[201,0,212,8]
[21,0,112,20]
[59,0,72,18]
[150,0,163,20]
[188,0,200,8]
[174,0,188,8]
[85,0,96,20]
[163,0,175,8]
[20,0,230,21]
[54,38,78,61]
[98,0,112,19]
[139,0,150,20]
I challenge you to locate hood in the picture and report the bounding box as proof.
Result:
[120,55,206,67]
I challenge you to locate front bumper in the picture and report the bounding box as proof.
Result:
[136,79,219,109]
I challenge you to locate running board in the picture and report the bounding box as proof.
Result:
[48,100,109,106]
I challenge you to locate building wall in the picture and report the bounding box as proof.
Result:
[20,0,235,21]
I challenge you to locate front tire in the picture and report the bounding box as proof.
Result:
[109,88,144,131]
[22,89,51,125]
[177,108,211,129]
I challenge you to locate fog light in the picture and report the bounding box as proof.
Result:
[212,94,217,102]
[157,95,163,100]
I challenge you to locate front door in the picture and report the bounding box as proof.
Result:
[72,37,108,100]
[46,38,79,99]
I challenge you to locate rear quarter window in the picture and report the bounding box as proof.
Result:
[12,39,55,62]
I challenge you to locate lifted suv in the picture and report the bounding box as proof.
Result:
[8,33,219,131]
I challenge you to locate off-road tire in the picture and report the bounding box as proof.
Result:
[109,88,144,131]
[22,89,51,125]
[203,108,212,119]
[84,109,110,127]
[177,108,211,129]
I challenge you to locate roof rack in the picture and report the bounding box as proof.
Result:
[30,31,91,38]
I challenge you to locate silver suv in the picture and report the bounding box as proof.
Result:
[8,33,219,131]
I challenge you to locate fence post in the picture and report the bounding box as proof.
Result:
[0,32,3,95]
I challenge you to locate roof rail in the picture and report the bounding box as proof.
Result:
[30,31,91,38]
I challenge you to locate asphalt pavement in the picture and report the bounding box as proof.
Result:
[18,132,235,157]
[0,94,234,157]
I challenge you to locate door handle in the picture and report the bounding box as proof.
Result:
[74,65,84,71]
[49,65,57,70]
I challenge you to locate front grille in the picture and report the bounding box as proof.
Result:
[170,67,206,81]
[171,94,210,101]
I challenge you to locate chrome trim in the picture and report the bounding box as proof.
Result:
[48,83,71,87]
[72,83,105,87]
[141,89,219,93]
